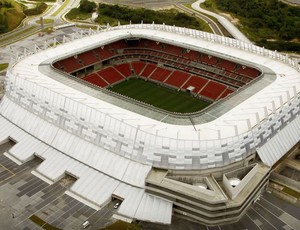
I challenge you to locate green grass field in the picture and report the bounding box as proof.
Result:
[108,78,210,113]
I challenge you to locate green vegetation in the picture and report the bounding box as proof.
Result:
[24,2,47,16]
[282,186,300,199]
[31,0,56,2]
[108,78,211,113]
[100,220,141,230]
[0,63,9,71]
[66,8,91,20]
[79,0,96,13]
[29,215,61,230]
[35,18,54,24]
[96,3,206,30]
[66,0,97,20]
[0,0,25,33]
[202,0,300,52]
[51,0,70,17]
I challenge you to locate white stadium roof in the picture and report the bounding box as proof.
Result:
[1,23,300,223]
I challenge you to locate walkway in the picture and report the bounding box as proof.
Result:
[191,0,251,43]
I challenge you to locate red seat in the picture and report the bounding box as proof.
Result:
[182,76,209,93]
[149,67,172,82]
[219,88,234,99]
[199,81,227,100]
[114,63,132,77]
[140,63,157,78]
[82,73,108,88]
[165,70,190,88]
[131,61,147,75]
[78,50,99,66]
[97,67,124,84]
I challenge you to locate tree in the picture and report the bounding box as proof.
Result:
[79,0,97,13]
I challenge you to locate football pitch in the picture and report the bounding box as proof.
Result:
[108,78,211,113]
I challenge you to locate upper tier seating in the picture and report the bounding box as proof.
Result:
[217,60,237,71]
[109,40,127,50]
[93,46,114,60]
[199,54,219,66]
[55,56,83,73]
[235,66,261,78]
[78,50,99,66]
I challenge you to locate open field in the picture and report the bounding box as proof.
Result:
[108,78,211,113]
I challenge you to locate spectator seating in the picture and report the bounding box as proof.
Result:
[164,44,183,56]
[199,81,227,100]
[183,50,199,60]
[165,70,191,88]
[78,50,99,66]
[199,54,218,66]
[131,61,147,75]
[235,66,261,78]
[55,56,83,73]
[140,63,157,78]
[182,76,209,94]
[149,67,172,82]
[82,73,108,88]
[114,63,132,78]
[97,66,125,84]
[219,88,234,99]
[109,40,127,50]
[217,60,237,71]
[53,38,263,102]
[93,46,114,60]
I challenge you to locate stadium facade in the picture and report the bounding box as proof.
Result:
[1,23,300,225]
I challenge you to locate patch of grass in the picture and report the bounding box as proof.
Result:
[282,186,300,199]
[29,215,61,230]
[108,78,211,113]
[65,7,92,20]
[75,24,98,30]
[100,220,141,230]
[0,63,9,71]
[31,0,56,2]
[36,18,54,24]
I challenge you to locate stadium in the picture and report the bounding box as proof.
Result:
[1,23,300,226]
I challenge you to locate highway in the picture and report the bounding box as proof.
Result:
[175,4,224,36]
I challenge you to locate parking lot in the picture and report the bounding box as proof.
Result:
[0,141,121,230]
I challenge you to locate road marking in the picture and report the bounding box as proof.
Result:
[251,206,278,230]
[256,201,294,230]
[245,213,263,230]
[0,163,15,175]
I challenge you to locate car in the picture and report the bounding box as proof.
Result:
[114,202,120,209]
